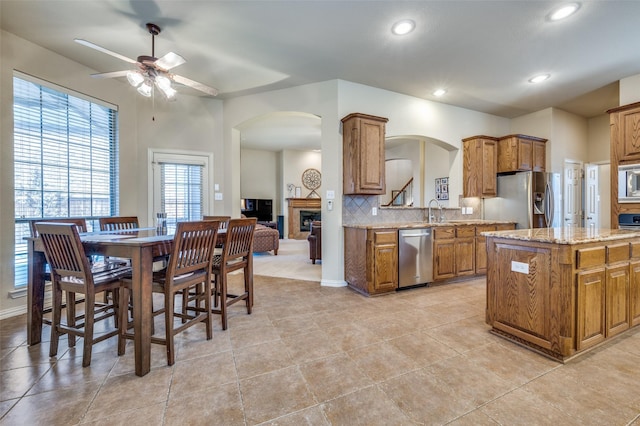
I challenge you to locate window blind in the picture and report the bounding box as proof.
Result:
[159,163,204,230]
[13,75,119,287]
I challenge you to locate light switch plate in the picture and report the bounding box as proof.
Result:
[326,190,335,200]
[214,192,223,200]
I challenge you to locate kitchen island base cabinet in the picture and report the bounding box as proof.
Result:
[486,229,640,362]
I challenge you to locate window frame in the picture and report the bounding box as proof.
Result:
[12,72,119,288]
[148,148,214,227]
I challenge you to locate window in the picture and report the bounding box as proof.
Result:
[150,150,212,231]
[13,73,119,287]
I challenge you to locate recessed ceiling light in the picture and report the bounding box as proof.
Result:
[433,89,447,97]
[392,19,415,36]
[528,74,550,84]
[548,3,580,21]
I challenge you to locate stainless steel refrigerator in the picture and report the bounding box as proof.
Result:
[483,171,561,229]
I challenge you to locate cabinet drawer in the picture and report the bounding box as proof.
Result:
[496,224,516,231]
[456,226,475,238]
[577,247,606,269]
[433,227,455,239]
[607,243,630,264]
[631,242,640,259]
[373,230,397,245]
[475,225,496,235]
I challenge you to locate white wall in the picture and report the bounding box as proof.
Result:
[620,74,640,105]
[587,115,611,163]
[241,149,278,201]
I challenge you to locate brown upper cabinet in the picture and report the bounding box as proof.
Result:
[462,136,498,198]
[497,134,547,173]
[609,102,640,163]
[342,113,388,195]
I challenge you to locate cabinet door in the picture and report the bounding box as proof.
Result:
[617,106,640,162]
[606,264,630,337]
[372,243,398,293]
[577,268,606,350]
[434,240,455,280]
[517,138,533,171]
[630,261,640,327]
[481,140,498,196]
[455,237,475,276]
[475,225,495,274]
[532,141,546,172]
[358,118,386,193]
[370,230,398,294]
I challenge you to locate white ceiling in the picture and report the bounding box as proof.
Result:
[2,1,638,151]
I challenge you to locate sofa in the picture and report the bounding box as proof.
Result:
[307,221,321,264]
[253,223,280,255]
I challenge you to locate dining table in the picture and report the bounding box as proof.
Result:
[27,227,174,377]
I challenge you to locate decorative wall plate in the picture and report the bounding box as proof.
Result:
[302,168,321,190]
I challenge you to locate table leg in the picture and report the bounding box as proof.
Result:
[27,241,46,345]
[131,246,153,376]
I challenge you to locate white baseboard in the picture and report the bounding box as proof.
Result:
[320,279,347,287]
[0,304,28,320]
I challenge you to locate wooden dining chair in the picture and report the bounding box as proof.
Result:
[29,217,87,237]
[211,217,256,330]
[203,215,231,230]
[99,216,140,232]
[35,222,131,367]
[119,220,219,366]
[30,218,90,326]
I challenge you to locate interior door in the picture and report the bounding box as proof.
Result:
[563,160,583,227]
[584,163,599,230]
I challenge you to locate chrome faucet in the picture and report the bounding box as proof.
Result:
[428,198,444,223]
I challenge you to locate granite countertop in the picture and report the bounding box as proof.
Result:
[482,227,640,244]
[343,220,515,230]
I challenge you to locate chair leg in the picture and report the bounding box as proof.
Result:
[49,285,63,358]
[220,274,228,331]
[203,280,213,340]
[118,286,128,356]
[82,293,95,367]
[165,291,175,366]
[66,292,76,348]
[244,268,252,314]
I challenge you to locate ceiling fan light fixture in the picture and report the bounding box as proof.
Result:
[548,3,580,21]
[126,70,144,87]
[155,74,172,91]
[529,74,550,84]
[162,86,177,100]
[137,80,153,97]
[391,19,415,36]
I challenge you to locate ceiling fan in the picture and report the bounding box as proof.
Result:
[75,23,218,99]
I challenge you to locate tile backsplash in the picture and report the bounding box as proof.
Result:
[342,195,482,225]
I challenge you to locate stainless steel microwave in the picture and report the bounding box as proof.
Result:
[618,164,640,203]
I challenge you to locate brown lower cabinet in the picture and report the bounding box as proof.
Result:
[487,233,640,361]
[344,227,398,296]
[345,222,516,296]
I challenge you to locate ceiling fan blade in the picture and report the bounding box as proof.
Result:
[75,39,137,64]
[172,75,219,96]
[90,70,130,79]
[155,52,186,71]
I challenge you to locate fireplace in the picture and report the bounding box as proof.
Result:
[287,198,322,239]
[299,210,321,232]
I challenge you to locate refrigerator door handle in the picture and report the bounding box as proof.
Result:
[544,181,554,227]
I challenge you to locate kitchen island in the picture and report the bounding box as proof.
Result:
[484,227,640,361]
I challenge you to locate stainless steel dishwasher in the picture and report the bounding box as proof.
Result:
[398,228,433,288]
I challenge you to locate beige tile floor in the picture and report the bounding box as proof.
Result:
[1,240,639,425]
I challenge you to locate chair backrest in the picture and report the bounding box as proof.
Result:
[34,222,94,291]
[203,216,231,230]
[220,217,257,266]
[99,216,140,232]
[29,218,87,238]
[165,220,220,285]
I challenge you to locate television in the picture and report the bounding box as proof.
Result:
[241,198,273,222]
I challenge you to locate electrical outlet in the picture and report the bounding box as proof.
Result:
[214,192,223,200]
[467,207,473,214]
[372,207,377,216]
